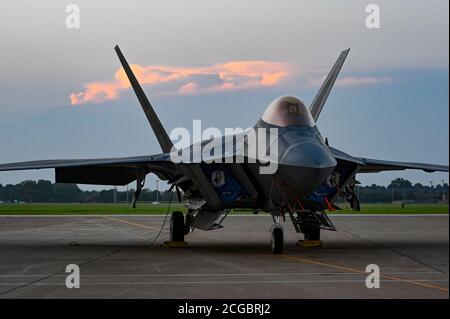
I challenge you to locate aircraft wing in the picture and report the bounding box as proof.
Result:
[357,157,449,173]
[0,154,176,185]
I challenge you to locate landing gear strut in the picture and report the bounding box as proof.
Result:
[131,174,145,209]
[170,211,185,242]
[184,211,194,235]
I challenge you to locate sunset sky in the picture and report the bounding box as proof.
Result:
[0,0,448,190]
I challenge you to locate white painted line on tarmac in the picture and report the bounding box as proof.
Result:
[0,271,446,278]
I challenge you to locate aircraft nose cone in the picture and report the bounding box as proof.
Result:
[276,143,336,196]
[280,142,337,168]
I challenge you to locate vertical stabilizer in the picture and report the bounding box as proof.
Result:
[309,49,350,121]
[114,45,173,153]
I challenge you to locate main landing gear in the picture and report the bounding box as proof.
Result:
[296,225,322,248]
[164,211,189,248]
[170,211,185,242]
[270,222,322,253]
[292,211,333,248]
[302,225,321,241]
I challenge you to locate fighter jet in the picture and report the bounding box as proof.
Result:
[0,46,448,253]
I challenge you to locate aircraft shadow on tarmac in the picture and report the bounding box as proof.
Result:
[2,239,448,253]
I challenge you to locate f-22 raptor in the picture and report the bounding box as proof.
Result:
[1,46,448,253]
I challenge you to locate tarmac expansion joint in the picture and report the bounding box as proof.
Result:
[296,240,323,248]
[162,241,190,248]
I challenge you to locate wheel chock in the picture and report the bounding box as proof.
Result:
[296,240,323,248]
[163,241,189,248]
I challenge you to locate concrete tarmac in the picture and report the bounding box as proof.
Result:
[0,214,448,298]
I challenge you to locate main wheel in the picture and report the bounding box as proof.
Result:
[271,226,284,254]
[170,211,185,242]
[304,226,320,241]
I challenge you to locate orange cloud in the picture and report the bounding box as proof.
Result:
[70,61,289,105]
[178,82,199,95]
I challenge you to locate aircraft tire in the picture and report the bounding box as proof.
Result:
[304,226,320,241]
[170,211,185,242]
[271,226,284,254]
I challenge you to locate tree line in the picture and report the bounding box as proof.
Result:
[0,178,448,204]
[0,180,174,203]
[355,178,448,203]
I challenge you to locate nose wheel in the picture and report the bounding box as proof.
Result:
[271,225,284,254]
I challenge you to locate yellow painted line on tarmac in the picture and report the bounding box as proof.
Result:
[279,254,449,293]
[103,216,447,293]
[102,216,168,232]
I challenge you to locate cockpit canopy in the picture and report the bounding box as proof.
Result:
[261,96,315,127]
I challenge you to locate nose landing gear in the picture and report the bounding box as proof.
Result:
[271,225,284,254]
[270,214,284,254]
